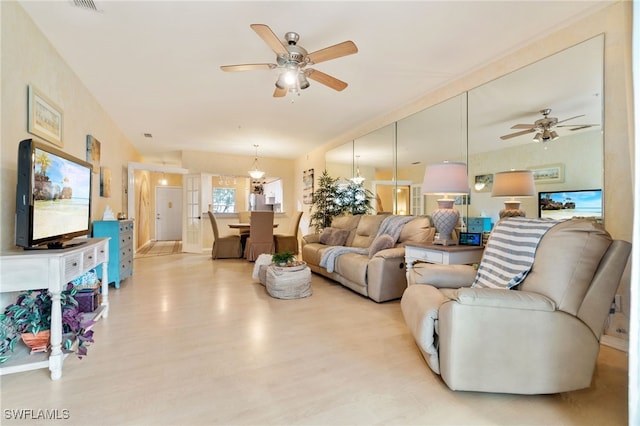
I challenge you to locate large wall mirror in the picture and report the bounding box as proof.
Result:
[326,34,603,230]
[467,34,604,225]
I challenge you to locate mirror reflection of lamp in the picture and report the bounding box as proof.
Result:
[422,161,469,246]
[491,170,536,218]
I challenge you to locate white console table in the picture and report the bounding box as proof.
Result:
[0,238,109,380]
[405,243,484,283]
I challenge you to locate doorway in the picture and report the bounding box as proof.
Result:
[155,186,182,240]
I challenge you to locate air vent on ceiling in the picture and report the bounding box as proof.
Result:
[71,0,100,12]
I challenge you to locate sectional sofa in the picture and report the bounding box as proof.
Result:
[301,214,434,302]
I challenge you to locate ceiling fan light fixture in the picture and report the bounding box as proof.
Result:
[533,132,543,143]
[283,69,297,86]
[298,72,310,90]
[550,130,559,141]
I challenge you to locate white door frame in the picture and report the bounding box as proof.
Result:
[127,162,188,251]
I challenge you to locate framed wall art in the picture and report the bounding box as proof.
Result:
[86,135,101,173]
[528,163,565,184]
[303,168,314,204]
[100,167,112,198]
[27,85,63,147]
[473,173,493,192]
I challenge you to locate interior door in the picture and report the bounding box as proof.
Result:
[182,174,202,253]
[156,186,182,240]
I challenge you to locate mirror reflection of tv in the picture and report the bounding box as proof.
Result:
[538,189,602,222]
[15,139,93,249]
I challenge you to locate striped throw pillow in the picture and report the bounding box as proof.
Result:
[471,218,562,289]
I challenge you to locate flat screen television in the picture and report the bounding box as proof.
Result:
[15,139,93,249]
[538,189,603,221]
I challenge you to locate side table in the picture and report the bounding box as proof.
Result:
[405,243,484,283]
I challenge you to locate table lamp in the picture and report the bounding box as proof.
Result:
[422,161,469,245]
[491,170,536,218]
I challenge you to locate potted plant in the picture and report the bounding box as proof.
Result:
[272,251,296,266]
[2,284,95,360]
[0,314,18,363]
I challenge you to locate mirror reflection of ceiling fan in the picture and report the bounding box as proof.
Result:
[220,24,358,98]
[500,108,599,142]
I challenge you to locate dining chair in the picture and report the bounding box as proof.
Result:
[208,211,242,259]
[244,210,275,261]
[274,211,303,254]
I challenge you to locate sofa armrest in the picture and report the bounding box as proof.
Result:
[371,247,405,259]
[302,233,320,244]
[454,288,556,311]
[408,263,476,289]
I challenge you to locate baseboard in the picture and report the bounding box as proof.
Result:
[601,334,629,352]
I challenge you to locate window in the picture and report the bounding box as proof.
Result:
[212,188,236,213]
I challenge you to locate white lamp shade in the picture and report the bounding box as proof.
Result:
[422,162,469,195]
[492,170,535,197]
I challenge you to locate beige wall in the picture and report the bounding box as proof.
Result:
[0,2,142,252]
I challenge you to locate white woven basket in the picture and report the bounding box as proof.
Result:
[266,266,312,299]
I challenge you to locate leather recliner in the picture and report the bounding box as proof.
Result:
[401,219,631,394]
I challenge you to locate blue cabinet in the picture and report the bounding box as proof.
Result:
[467,217,493,233]
[92,220,133,288]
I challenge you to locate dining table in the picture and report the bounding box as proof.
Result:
[228,223,279,232]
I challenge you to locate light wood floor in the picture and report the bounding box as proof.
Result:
[0,253,629,425]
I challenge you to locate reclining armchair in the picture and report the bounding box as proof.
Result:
[401,219,631,394]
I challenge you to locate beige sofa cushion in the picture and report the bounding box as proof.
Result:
[331,215,362,247]
[397,216,433,246]
[352,214,388,248]
[521,219,612,315]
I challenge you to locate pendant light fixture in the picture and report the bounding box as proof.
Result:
[248,144,265,179]
[351,155,365,185]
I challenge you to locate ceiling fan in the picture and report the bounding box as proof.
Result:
[500,108,598,142]
[220,24,358,97]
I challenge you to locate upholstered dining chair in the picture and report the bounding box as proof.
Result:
[208,211,242,259]
[244,211,275,261]
[274,211,303,254]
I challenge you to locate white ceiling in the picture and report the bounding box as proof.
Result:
[18,1,612,164]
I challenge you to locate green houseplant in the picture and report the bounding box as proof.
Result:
[272,251,296,266]
[2,285,95,361]
[309,170,374,232]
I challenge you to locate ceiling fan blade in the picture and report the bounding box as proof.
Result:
[306,69,348,91]
[500,128,536,140]
[307,41,358,65]
[510,124,536,129]
[220,63,276,72]
[250,24,287,56]
[556,114,585,124]
[273,87,287,98]
[557,124,598,131]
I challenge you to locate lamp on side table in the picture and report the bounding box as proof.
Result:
[422,161,469,246]
[492,170,536,219]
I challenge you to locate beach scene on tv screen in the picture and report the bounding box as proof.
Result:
[32,148,90,240]
[539,190,602,221]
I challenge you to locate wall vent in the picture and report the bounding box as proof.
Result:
[71,0,100,12]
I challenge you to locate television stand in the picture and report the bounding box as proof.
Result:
[22,240,88,251]
[0,238,110,380]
